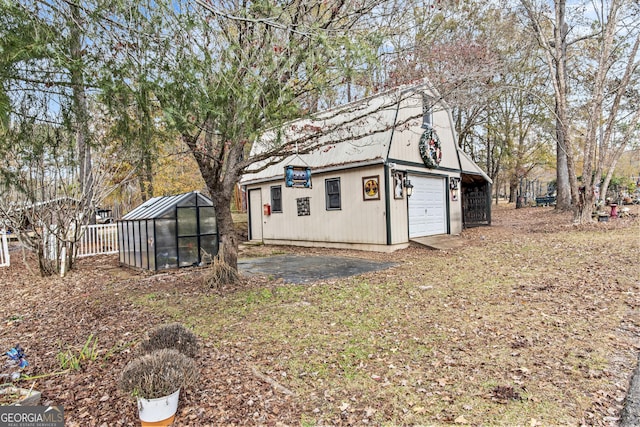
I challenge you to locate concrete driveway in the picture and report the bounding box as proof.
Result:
[238,254,397,284]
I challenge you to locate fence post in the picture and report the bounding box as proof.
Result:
[0,230,9,267]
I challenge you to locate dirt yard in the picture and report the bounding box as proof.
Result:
[0,203,639,426]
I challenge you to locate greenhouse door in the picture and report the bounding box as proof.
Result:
[177,207,199,267]
[248,189,263,242]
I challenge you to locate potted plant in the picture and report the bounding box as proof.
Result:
[119,349,198,426]
[140,323,199,358]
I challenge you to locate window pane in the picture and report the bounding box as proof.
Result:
[422,94,432,128]
[156,219,177,269]
[326,178,341,210]
[140,220,148,270]
[148,221,156,271]
[118,222,125,264]
[127,222,135,266]
[271,186,282,212]
[177,207,197,236]
[134,221,142,268]
[178,237,199,267]
[177,194,196,207]
[201,235,219,262]
[199,207,217,234]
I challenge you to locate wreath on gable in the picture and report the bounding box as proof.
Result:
[418,128,442,168]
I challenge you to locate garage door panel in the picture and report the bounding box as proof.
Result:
[408,176,446,238]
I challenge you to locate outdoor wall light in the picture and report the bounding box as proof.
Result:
[403,178,414,197]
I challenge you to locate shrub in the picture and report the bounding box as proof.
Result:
[140,323,199,359]
[119,349,198,399]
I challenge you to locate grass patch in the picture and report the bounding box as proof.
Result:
[127,210,640,425]
[56,334,99,371]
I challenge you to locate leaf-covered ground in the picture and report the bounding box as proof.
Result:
[0,203,639,426]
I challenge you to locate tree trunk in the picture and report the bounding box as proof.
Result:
[509,180,517,204]
[180,126,243,274]
[555,113,571,209]
[554,8,571,211]
[600,156,620,206]
[578,187,596,223]
[215,202,239,271]
[69,4,94,222]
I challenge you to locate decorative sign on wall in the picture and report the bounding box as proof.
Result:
[363,176,380,200]
[393,172,404,199]
[285,165,312,188]
[296,197,310,216]
[450,177,461,201]
[418,128,442,168]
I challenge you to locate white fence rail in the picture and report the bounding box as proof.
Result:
[76,224,118,258]
[0,231,9,267]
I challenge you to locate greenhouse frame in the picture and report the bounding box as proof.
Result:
[117,191,219,271]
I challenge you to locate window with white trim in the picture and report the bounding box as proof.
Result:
[325,178,341,210]
[270,186,282,213]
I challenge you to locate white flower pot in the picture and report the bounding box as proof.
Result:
[137,388,180,426]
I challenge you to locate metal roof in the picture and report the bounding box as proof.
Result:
[458,149,493,184]
[241,86,406,185]
[121,191,213,220]
[241,79,491,185]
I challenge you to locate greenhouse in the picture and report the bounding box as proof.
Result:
[117,191,218,271]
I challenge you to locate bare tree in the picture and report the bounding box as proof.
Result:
[0,0,131,274]
[520,0,639,221]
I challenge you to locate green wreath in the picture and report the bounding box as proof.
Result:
[418,128,442,168]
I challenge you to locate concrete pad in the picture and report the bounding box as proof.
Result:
[410,234,465,251]
[620,353,640,426]
[239,255,397,284]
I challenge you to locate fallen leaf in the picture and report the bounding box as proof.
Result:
[455,415,469,424]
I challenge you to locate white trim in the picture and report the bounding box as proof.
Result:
[261,238,409,253]
[0,230,9,267]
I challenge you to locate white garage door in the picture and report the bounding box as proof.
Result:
[408,175,446,238]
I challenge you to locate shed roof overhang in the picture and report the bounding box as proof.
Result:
[457,148,492,184]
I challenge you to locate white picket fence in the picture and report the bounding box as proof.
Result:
[76,223,119,258]
[1,224,118,267]
[44,223,119,261]
[0,231,9,267]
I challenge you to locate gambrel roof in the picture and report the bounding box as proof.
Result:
[242,79,491,184]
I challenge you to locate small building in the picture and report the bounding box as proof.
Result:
[241,80,491,252]
[117,191,218,271]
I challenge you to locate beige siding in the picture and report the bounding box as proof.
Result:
[387,168,410,244]
[388,93,458,171]
[243,83,488,250]
[250,166,391,247]
[387,92,463,236]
